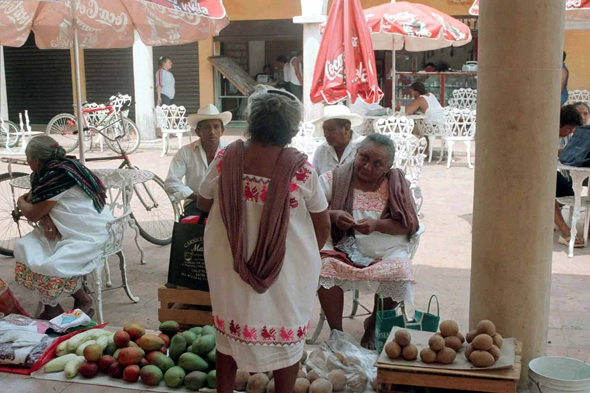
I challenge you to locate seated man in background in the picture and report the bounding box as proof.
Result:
[396,81,445,126]
[165,104,231,217]
[312,105,364,175]
[573,102,590,126]
[556,105,584,247]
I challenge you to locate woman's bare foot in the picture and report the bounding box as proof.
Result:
[72,289,93,314]
[39,304,65,320]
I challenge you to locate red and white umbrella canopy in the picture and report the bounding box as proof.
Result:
[0,0,229,49]
[311,0,383,105]
[470,0,590,17]
[365,1,472,51]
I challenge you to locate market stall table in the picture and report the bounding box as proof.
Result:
[557,163,590,257]
[376,341,522,393]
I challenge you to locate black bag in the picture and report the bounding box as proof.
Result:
[167,216,209,291]
[560,126,590,167]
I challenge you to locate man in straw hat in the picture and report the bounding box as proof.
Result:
[312,105,364,175]
[165,104,232,217]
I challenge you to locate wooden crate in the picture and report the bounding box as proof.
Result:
[158,285,212,327]
[377,341,522,393]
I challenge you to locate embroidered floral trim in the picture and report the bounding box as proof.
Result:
[14,262,80,299]
[214,315,310,346]
[323,171,389,212]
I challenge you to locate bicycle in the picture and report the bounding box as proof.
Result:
[0,107,177,256]
[0,118,21,148]
[46,94,141,155]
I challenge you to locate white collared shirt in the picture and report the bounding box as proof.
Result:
[312,140,358,175]
[165,139,228,204]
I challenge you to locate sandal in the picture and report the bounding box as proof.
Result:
[558,235,585,248]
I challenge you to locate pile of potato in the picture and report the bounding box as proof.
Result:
[420,320,463,365]
[465,320,504,368]
[384,330,418,361]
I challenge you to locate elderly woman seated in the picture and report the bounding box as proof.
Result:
[14,136,113,320]
[317,134,422,349]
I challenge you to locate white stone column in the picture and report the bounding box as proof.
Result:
[0,46,8,121]
[470,0,565,385]
[133,30,156,140]
[294,0,328,122]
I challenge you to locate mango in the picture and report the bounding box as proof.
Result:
[207,370,216,388]
[104,341,117,356]
[83,344,103,362]
[108,362,124,378]
[153,355,175,373]
[184,371,208,391]
[124,324,145,341]
[137,334,165,352]
[206,348,216,364]
[201,325,216,336]
[140,365,163,386]
[182,331,198,346]
[114,331,130,348]
[179,352,209,372]
[146,351,166,364]
[118,347,144,366]
[159,321,180,336]
[193,334,216,355]
[123,364,140,382]
[169,334,187,362]
[164,366,186,388]
[158,333,170,348]
[189,327,203,336]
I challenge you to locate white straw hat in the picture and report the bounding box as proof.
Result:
[311,105,364,137]
[188,104,233,129]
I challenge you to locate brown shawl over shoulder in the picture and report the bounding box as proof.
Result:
[218,140,307,294]
[330,162,419,244]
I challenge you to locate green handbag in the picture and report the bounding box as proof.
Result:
[375,295,440,354]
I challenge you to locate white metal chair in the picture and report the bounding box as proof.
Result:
[438,108,477,169]
[565,89,590,106]
[448,88,477,110]
[86,170,145,323]
[289,122,323,162]
[416,116,452,163]
[155,105,192,157]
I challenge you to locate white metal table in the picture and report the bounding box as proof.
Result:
[5,131,44,155]
[10,168,154,189]
[364,114,427,136]
[557,163,590,257]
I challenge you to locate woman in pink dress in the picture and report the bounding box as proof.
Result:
[197,86,330,392]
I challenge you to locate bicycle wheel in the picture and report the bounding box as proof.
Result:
[0,120,21,148]
[130,174,178,245]
[0,172,35,257]
[106,118,141,154]
[46,113,79,153]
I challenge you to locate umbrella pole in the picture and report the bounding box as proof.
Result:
[71,0,85,164]
[391,48,396,109]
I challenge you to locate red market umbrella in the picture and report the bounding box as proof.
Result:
[310,0,383,105]
[470,0,590,17]
[365,1,472,51]
[0,0,228,162]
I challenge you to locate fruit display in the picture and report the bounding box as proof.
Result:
[384,329,418,361]
[44,321,217,390]
[465,320,503,368]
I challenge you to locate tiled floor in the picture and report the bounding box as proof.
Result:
[1,136,589,391]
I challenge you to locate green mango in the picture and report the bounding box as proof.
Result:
[159,321,180,336]
[179,352,209,372]
[193,334,216,355]
[169,334,187,363]
[201,325,216,336]
[206,348,216,365]
[153,355,175,373]
[207,370,216,389]
[182,331,198,346]
[164,366,186,388]
[189,327,203,336]
[184,371,207,391]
